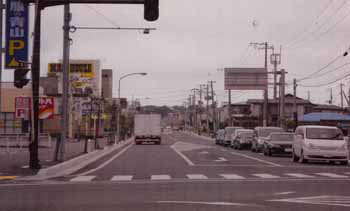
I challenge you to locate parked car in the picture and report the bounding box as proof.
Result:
[292,125,349,165]
[232,130,254,150]
[223,127,243,146]
[263,132,294,156]
[251,127,284,152]
[215,129,225,145]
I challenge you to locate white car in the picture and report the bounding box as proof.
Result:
[223,127,243,146]
[230,129,254,149]
[292,125,349,165]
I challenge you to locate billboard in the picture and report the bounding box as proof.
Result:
[39,97,54,119]
[5,0,29,68]
[48,60,100,96]
[224,68,267,90]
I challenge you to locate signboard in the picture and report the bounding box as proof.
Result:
[39,97,55,119]
[5,0,29,68]
[15,97,30,119]
[48,61,99,96]
[224,68,267,90]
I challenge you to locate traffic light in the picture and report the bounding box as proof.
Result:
[144,0,159,21]
[14,68,30,88]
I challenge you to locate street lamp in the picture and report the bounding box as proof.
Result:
[117,72,147,142]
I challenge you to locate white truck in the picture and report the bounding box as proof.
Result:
[134,114,162,145]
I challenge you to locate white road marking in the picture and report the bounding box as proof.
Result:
[170,144,195,166]
[156,201,257,207]
[274,191,296,195]
[187,174,208,180]
[70,175,96,182]
[199,151,209,154]
[151,175,171,180]
[285,173,315,178]
[79,144,133,176]
[220,174,245,179]
[214,157,228,162]
[269,195,350,207]
[111,175,133,181]
[230,151,282,167]
[252,173,280,179]
[315,173,348,178]
[21,165,29,169]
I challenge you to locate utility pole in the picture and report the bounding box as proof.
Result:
[329,88,333,104]
[271,48,281,100]
[0,0,4,114]
[199,84,206,134]
[29,1,42,169]
[228,90,232,126]
[59,3,71,162]
[340,83,344,108]
[307,91,310,101]
[279,69,285,128]
[191,88,198,133]
[209,81,216,132]
[293,79,298,128]
[250,42,273,126]
[206,84,209,134]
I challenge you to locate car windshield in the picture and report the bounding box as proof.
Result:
[270,134,294,141]
[306,128,344,140]
[226,128,239,135]
[258,128,284,137]
[240,132,254,138]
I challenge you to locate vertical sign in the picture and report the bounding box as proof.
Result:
[15,97,30,119]
[39,97,54,119]
[5,0,29,68]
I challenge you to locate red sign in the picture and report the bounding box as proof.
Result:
[15,97,31,119]
[39,97,54,119]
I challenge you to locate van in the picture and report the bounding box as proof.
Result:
[292,125,349,165]
[223,126,243,146]
[251,127,284,152]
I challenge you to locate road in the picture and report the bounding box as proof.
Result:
[1,131,350,210]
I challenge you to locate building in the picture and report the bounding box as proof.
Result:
[312,104,345,114]
[101,69,113,99]
[0,82,44,134]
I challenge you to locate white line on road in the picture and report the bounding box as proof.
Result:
[70,175,96,182]
[187,174,208,180]
[220,174,245,179]
[151,175,171,180]
[274,191,296,195]
[156,201,257,207]
[285,173,315,178]
[252,174,280,179]
[315,173,348,178]
[230,151,283,167]
[199,151,209,154]
[214,157,228,162]
[111,175,133,181]
[170,145,195,166]
[79,144,133,176]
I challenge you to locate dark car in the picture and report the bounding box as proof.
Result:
[263,132,294,156]
[251,127,284,152]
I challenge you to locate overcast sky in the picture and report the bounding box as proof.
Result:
[3,0,350,107]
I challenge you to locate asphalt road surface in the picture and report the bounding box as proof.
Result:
[1,131,350,211]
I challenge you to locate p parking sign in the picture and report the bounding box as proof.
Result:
[5,0,29,69]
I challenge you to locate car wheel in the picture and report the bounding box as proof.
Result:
[292,149,299,162]
[299,150,308,163]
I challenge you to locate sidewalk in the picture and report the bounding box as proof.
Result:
[0,136,114,177]
[184,131,214,141]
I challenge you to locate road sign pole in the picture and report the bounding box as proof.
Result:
[0,0,3,114]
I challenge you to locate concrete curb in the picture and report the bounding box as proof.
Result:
[19,138,133,180]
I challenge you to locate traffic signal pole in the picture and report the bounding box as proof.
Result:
[29,1,42,169]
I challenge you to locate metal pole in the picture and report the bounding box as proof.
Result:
[279,69,285,128]
[293,78,298,128]
[117,78,121,142]
[263,42,268,127]
[29,1,42,169]
[273,50,277,100]
[228,89,231,126]
[59,3,70,161]
[0,0,4,114]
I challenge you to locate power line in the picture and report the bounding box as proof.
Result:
[288,0,348,49]
[285,0,335,47]
[299,72,350,87]
[85,5,120,27]
[302,62,350,80]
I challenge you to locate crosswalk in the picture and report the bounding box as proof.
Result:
[69,172,350,182]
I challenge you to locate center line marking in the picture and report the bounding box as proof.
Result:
[230,151,282,167]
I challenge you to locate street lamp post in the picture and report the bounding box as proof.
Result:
[117,72,147,142]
